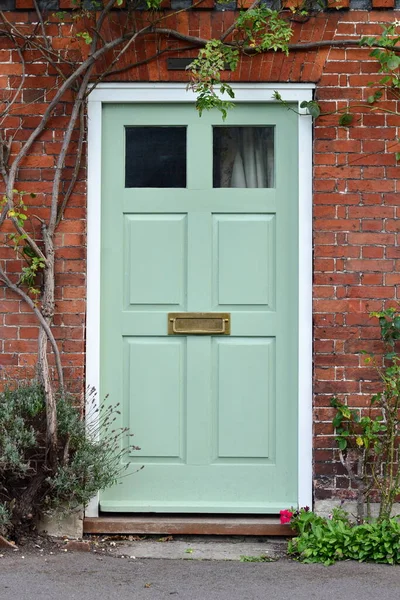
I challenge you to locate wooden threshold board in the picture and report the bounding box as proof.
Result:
[83,516,295,536]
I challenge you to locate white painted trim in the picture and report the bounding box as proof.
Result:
[89,82,314,104]
[297,104,314,510]
[86,83,314,517]
[85,99,102,517]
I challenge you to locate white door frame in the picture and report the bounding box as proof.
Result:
[85,82,314,518]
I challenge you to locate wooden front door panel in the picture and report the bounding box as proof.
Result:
[100,103,299,513]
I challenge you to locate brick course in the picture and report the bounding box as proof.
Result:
[0,8,399,503]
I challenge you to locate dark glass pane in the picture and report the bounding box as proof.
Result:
[125,127,186,188]
[213,126,275,188]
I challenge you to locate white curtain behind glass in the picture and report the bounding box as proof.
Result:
[218,127,274,188]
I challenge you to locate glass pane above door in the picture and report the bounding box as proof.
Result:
[213,126,275,188]
[125,126,187,188]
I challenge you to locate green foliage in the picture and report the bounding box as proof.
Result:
[289,508,400,565]
[331,308,400,522]
[0,503,11,535]
[53,11,68,20]
[76,31,93,45]
[356,23,400,145]
[20,256,45,297]
[330,397,385,453]
[299,100,321,118]
[0,383,138,537]
[235,8,293,54]
[366,90,383,105]
[275,20,400,151]
[2,190,35,233]
[1,190,44,297]
[144,0,163,8]
[188,40,239,119]
[189,10,293,118]
[370,307,400,347]
[338,113,354,126]
[361,23,400,87]
[48,392,139,510]
[0,384,44,475]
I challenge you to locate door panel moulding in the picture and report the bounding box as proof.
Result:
[86,83,314,520]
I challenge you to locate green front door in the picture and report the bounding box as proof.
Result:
[100,102,298,513]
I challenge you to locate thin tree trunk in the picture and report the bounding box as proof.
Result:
[37,224,58,470]
[356,454,365,523]
[12,472,48,538]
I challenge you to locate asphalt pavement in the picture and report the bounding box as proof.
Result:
[1,551,400,600]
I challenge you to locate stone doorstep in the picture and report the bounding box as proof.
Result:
[105,536,289,561]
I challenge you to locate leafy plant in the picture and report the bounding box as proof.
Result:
[288,508,400,565]
[188,40,239,119]
[0,503,11,536]
[274,22,400,159]
[187,9,293,119]
[331,308,400,523]
[0,383,139,539]
[234,8,293,54]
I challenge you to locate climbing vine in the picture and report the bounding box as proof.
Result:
[331,309,400,523]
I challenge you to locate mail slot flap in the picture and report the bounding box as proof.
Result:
[168,313,231,335]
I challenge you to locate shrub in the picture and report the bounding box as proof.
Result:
[288,508,400,565]
[0,383,138,538]
[331,308,400,522]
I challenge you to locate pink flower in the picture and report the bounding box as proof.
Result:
[280,509,293,524]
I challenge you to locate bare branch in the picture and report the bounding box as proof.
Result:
[48,67,94,235]
[0,44,26,119]
[0,10,74,69]
[150,28,208,47]
[33,0,50,51]
[0,264,64,388]
[56,103,85,227]
[0,132,12,184]
[338,448,362,485]
[5,25,154,201]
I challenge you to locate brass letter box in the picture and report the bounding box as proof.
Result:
[168,313,231,335]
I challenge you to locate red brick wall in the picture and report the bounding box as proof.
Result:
[312,11,400,502]
[0,8,399,502]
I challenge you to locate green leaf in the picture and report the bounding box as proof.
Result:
[306,101,321,118]
[360,36,376,47]
[332,413,343,428]
[387,55,400,70]
[76,31,93,45]
[339,113,353,127]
